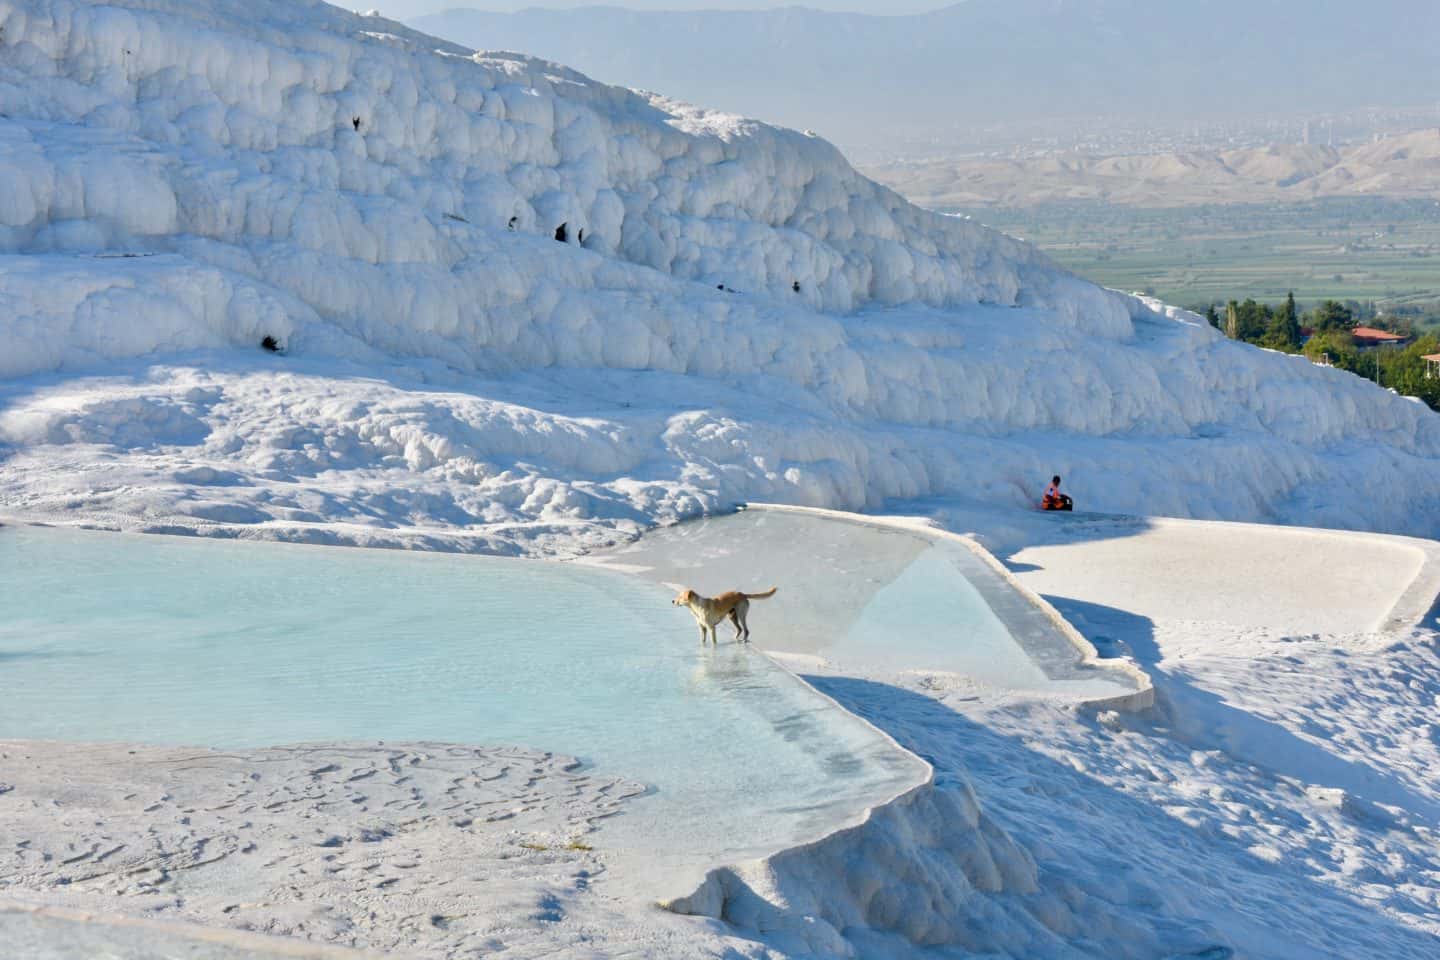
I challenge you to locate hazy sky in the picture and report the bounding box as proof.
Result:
[380,1,947,22]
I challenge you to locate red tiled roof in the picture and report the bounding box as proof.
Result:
[1423,353,1440,362]
[1351,326,1409,341]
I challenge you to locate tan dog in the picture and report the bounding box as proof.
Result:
[672,586,777,645]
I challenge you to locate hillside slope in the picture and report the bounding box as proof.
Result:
[867,130,1440,209]
[0,0,1439,553]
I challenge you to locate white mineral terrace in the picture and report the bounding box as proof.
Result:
[2,0,1440,955]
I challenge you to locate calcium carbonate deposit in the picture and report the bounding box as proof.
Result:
[0,0,1436,549]
[4,3,1440,958]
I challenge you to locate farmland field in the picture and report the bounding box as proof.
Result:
[973,198,1440,313]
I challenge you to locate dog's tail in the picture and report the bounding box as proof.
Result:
[745,587,778,600]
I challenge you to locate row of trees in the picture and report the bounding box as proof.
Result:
[1200,294,1440,412]
[1201,295,1366,351]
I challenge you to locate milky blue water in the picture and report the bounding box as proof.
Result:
[0,524,924,887]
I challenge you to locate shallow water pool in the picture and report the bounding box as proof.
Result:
[591,507,1143,700]
[0,524,924,893]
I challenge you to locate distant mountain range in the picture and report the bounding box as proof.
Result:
[412,0,1440,154]
[864,128,1440,209]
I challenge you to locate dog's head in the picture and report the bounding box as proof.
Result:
[671,588,697,606]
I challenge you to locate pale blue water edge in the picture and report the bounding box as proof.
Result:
[0,524,924,885]
[593,508,1141,699]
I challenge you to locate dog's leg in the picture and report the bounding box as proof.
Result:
[736,600,751,643]
[729,610,743,641]
[698,622,708,645]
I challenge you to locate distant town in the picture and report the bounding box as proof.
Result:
[852,104,1440,165]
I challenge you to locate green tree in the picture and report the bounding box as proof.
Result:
[1378,334,1440,411]
[1309,300,1354,332]
[1222,299,1274,344]
[1302,329,1358,370]
[1205,304,1221,329]
[1263,292,1302,351]
[1233,298,1271,343]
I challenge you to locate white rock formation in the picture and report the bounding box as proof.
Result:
[0,0,1436,547]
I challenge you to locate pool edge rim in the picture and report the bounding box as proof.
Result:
[736,502,1156,714]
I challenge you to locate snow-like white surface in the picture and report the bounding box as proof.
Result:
[711,503,1440,959]
[0,742,650,956]
[0,0,1439,547]
[0,901,382,960]
[1009,515,1440,640]
[945,510,1440,957]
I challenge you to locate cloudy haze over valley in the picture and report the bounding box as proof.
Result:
[412,0,1440,160]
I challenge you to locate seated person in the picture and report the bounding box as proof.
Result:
[1042,475,1073,511]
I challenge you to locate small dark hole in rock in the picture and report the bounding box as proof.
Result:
[261,336,281,353]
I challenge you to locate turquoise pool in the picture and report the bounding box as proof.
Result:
[0,523,924,894]
[1,507,1139,902]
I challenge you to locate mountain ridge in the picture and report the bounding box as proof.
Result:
[865,128,1440,209]
[413,0,1440,154]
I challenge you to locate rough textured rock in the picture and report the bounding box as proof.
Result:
[0,741,643,956]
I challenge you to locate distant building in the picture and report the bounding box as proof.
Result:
[1350,326,1412,350]
[1424,353,1440,380]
